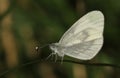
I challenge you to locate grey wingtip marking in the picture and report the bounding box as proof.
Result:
[89,10,104,17]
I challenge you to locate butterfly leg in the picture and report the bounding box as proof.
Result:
[51,52,54,60]
[55,53,57,62]
[60,55,64,64]
[45,52,54,60]
[61,56,64,64]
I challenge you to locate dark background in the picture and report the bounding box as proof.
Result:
[0,0,120,78]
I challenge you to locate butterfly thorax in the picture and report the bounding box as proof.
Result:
[49,43,65,57]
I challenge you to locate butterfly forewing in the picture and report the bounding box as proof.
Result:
[59,11,104,46]
[58,11,104,60]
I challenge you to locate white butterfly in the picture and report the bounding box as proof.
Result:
[49,10,104,60]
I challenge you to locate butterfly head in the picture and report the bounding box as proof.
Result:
[49,43,59,53]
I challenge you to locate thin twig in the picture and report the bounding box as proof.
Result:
[0,59,119,77]
[58,60,120,68]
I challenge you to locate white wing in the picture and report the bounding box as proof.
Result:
[63,38,103,60]
[59,11,104,60]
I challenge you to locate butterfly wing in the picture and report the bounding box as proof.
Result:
[63,38,103,60]
[59,11,104,60]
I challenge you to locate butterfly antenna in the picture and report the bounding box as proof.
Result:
[40,44,50,49]
[35,43,51,51]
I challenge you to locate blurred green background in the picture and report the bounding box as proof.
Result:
[0,0,120,78]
